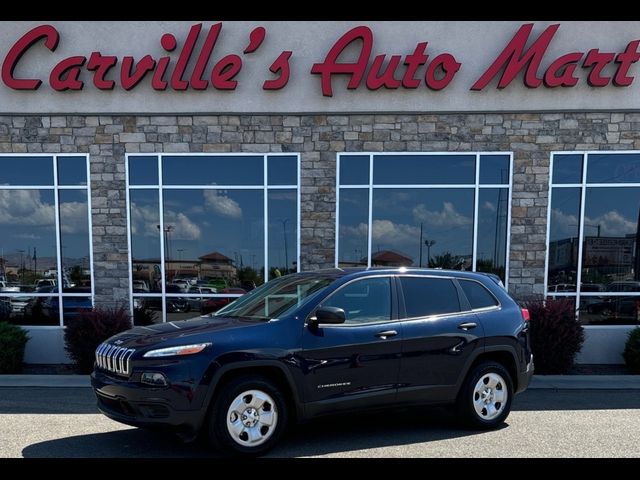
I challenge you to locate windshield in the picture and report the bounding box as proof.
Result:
[213,273,338,320]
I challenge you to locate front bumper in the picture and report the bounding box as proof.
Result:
[91,370,205,438]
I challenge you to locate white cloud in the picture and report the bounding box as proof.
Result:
[482,201,497,212]
[130,203,201,240]
[412,201,472,227]
[371,219,420,244]
[551,208,638,239]
[203,190,242,219]
[164,211,201,240]
[0,190,55,226]
[59,201,88,234]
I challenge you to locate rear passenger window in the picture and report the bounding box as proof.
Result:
[400,277,460,317]
[459,280,499,310]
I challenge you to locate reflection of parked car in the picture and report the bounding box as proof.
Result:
[42,287,92,319]
[185,286,218,312]
[583,296,640,324]
[200,288,246,314]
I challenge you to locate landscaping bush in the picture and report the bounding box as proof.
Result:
[525,297,585,374]
[64,306,132,374]
[623,327,640,374]
[0,322,30,373]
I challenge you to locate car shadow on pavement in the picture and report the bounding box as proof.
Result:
[22,407,490,458]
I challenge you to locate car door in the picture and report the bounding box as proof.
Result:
[396,275,484,404]
[300,276,402,415]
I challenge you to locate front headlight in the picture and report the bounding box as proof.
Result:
[143,342,211,358]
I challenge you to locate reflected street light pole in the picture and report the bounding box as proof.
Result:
[282,219,289,274]
[425,240,436,268]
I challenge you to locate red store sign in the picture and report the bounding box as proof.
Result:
[2,23,639,94]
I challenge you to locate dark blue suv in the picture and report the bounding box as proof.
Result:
[91,268,533,456]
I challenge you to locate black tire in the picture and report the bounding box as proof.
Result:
[456,361,513,430]
[207,375,288,456]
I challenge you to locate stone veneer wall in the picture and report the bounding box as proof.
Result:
[1,113,638,308]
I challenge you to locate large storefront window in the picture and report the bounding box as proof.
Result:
[0,155,93,326]
[127,154,300,323]
[336,153,512,285]
[546,152,640,325]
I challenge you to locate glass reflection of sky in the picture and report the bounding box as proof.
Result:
[161,189,264,268]
[0,190,57,259]
[477,189,508,268]
[587,153,640,184]
[340,155,370,185]
[129,156,158,185]
[268,190,297,271]
[371,189,474,264]
[130,189,160,261]
[163,156,263,185]
[338,189,369,263]
[373,155,475,185]
[0,156,53,185]
[58,190,90,267]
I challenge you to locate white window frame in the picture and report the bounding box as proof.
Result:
[125,152,301,323]
[0,153,94,329]
[335,152,513,288]
[545,150,640,318]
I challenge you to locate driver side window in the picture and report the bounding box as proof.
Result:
[322,277,391,325]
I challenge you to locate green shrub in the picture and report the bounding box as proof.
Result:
[525,297,585,374]
[64,306,132,374]
[623,327,640,374]
[0,322,30,373]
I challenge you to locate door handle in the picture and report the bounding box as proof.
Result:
[457,322,478,330]
[375,330,398,339]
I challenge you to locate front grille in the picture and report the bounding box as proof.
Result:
[96,343,135,376]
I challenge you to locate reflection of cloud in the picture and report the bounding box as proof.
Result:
[0,190,55,226]
[372,219,419,243]
[412,202,472,227]
[482,201,496,212]
[551,208,637,239]
[164,211,201,240]
[13,233,40,239]
[204,190,242,219]
[586,211,636,237]
[342,220,420,246]
[131,203,201,240]
[60,201,88,234]
[0,191,87,233]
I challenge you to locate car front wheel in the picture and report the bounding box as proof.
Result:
[207,375,288,456]
[457,361,513,429]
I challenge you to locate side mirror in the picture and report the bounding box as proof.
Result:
[309,306,346,325]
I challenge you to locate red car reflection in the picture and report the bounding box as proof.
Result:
[200,288,247,314]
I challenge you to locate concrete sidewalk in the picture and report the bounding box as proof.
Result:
[0,374,639,389]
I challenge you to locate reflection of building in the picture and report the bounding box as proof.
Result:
[370,250,413,267]
[548,237,579,277]
[198,252,237,280]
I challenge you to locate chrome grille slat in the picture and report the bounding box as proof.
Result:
[95,343,135,377]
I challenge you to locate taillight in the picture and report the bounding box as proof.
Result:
[521,307,530,322]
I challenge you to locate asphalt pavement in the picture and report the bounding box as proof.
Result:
[1,385,639,457]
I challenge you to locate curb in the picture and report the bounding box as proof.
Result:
[529,375,640,390]
[0,374,639,389]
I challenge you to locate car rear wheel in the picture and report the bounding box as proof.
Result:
[208,375,288,456]
[457,361,513,429]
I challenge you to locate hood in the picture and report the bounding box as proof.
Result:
[106,315,264,349]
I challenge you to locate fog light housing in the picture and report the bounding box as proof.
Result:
[141,372,168,386]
